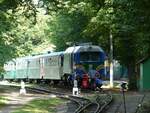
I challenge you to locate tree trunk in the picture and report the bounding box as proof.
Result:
[127,62,137,90]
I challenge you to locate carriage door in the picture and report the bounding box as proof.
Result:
[40,58,45,79]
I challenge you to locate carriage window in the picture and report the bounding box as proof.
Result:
[80,52,100,62]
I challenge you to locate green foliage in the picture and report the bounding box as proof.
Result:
[0,10,17,66]
[45,0,150,90]
[0,0,50,72]
[0,0,150,90]
[47,2,95,51]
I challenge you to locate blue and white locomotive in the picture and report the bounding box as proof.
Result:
[4,44,106,86]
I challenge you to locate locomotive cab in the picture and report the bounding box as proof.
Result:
[63,44,105,87]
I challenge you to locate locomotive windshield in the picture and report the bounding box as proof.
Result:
[80,52,100,62]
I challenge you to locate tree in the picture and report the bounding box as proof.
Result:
[84,0,150,90]
[44,0,150,89]
[47,2,95,51]
[0,0,49,73]
[0,0,150,90]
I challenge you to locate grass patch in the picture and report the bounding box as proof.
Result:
[12,97,64,113]
[0,96,7,108]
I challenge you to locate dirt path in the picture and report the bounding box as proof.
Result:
[105,92,146,113]
[0,85,50,113]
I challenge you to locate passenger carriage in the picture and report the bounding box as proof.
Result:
[15,57,30,80]
[3,44,106,87]
[4,60,16,80]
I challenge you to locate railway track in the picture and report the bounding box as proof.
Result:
[8,84,113,113]
[74,93,113,113]
[4,83,148,113]
[26,86,113,113]
[26,87,93,112]
[96,93,113,113]
[25,86,92,112]
[69,96,92,113]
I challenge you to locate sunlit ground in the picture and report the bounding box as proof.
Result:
[0,80,33,87]
[0,84,61,113]
[12,98,64,113]
[102,80,128,89]
[0,96,8,108]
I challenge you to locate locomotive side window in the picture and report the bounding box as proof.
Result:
[80,52,100,62]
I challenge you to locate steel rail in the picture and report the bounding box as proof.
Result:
[96,93,113,113]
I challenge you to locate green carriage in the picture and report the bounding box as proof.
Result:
[4,60,16,80]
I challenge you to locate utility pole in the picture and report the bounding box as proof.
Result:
[121,82,127,113]
[110,31,114,88]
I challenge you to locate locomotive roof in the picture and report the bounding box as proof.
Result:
[64,45,104,53]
